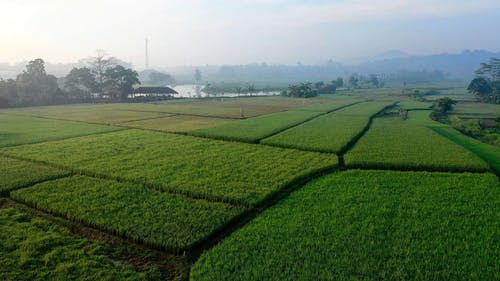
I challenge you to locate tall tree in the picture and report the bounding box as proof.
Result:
[149,71,175,85]
[0,78,18,107]
[104,65,140,100]
[194,68,202,83]
[16,59,61,105]
[468,57,500,103]
[90,51,116,95]
[348,74,359,88]
[65,67,97,99]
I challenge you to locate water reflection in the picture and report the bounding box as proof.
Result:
[171,84,280,98]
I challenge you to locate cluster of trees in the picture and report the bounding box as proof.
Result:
[0,54,140,108]
[281,78,344,98]
[430,97,456,120]
[0,59,65,107]
[65,53,139,101]
[467,57,500,103]
[281,83,318,98]
[347,73,384,89]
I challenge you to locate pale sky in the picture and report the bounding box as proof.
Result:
[1,0,499,68]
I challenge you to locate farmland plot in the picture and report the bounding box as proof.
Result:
[0,156,69,195]
[262,102,391,153]
[121,114,236,133]
[190,110,323,143]
[0,114,123,147]
[12,176,245,250]
[0,208,156,280]
[191,170,500,281]
[2,130,337,206]
[345,113,488,171]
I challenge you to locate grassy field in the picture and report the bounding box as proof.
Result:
[0,208,157,280]
[191,170,500,281]
[262,102,391,153]
[0,156,69,195]
[2,93,499,280]
[190,110,323,142]
[0,114,123,147]
[11,176,246,250]
[397,100,432,110]
[2,130,337,206]
[345,113,488,171]
[451,102,500,118]
[3,97,329,119]
[2,107,172,125]
[429,126,500,174]
[121,115,236,133]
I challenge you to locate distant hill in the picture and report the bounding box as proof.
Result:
[1,50,498,83]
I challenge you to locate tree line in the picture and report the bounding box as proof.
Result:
[0,54,140,108]
[281,78,344,98]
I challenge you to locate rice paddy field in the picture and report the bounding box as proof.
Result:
[1,92,499,280]
[261,102,392,153]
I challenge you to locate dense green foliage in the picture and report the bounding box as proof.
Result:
[0,208,156,280]
[262,102,390,153]
[11,176,246,250]
[345,114,488,171]
[280,83,319,98]
[3,130,337,205]
[190,110,322,142]
[191,170,500,281]
[0,114,123,147]
[0,156,69,195]
[468,57,500,103]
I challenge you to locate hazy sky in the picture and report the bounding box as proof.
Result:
[1,0,499,68]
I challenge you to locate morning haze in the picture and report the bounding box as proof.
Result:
[1,0,499,67]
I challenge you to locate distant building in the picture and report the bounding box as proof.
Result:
[129,86,178,99]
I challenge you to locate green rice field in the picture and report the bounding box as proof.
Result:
[1,92,499,280]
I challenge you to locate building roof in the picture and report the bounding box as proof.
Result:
[133,86,178,94]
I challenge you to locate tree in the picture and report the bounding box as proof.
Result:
[467,77,493,101]
[335,77,344,88]
[348,74,359,88]
[65,67,97,100]
[103,65,140,100]
[149,71,175,85]
[0,78,18,107]
[194,68,202,83]
[281,83,318,98]
[16,59,61,105]
[435,97,456,113]
[89,51,116,94]
[470,57,500,103]
[369,74,380,88]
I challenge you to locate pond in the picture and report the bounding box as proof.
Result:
[171,84,280,98]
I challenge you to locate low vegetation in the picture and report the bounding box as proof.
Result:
[0,156,69,195]
[11,176,246,250]
[0,208,158,280]
[121,115,236,133]
[191,170,500,281]
[431,126,500,174]
[345,113,488,171]
[190,110,323,142]
[2,130,337,205]
[262,102,390,153]
[0,114,123,147]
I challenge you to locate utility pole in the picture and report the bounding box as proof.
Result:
[145,38,149,69]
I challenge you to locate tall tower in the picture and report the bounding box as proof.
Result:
[145,38,149,69]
